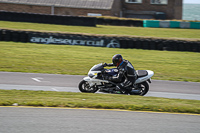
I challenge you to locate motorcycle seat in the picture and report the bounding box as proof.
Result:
[136,70,148,78]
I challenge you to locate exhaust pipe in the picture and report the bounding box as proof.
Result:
[130,89,141,95]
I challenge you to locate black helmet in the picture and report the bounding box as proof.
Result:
[112,54,123,67]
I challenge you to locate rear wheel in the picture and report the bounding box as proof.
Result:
[138,82,149,96]
[78,80,98,93]
[130,82,149,96]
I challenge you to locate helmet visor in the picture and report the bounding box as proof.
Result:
[112,59,118,66]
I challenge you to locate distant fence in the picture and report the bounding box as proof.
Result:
[1,10,200,29]
[0,10,96,27]
[0,29,199,52]
[97,19,200,29]
[144,20,200,29]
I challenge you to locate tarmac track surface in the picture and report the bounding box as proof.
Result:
[0,72,200,100]
[0,107,200,133]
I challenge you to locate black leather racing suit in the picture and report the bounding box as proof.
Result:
[106,60,137,92]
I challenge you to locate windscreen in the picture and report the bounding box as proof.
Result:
[90,63,104,71]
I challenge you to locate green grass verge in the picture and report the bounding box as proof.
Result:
[0,21,200,40]
[0,41,200,82]
[0,89,200,114]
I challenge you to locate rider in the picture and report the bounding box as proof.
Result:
[103,54,137,94]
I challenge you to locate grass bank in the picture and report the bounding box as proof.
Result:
[0,42,200,82]
[0,89,199,114]
[0,21,200,40]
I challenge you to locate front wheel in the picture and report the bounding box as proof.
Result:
[78,80,98,93]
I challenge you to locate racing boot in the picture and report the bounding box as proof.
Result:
[116,83,131,94]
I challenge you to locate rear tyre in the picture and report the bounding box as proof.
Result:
[138,81,149,96]
[78,80,98,93]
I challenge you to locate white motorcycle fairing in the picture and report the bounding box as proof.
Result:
[83,76,109,87]
[135,70,154,84]
[83,70,154,87]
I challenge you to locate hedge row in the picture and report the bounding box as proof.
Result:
[96,18,143,27]
[0,29,199,52]
[0,10,96,27]
[0,10,143,27]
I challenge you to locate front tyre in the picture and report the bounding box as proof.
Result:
[78,80,98,93]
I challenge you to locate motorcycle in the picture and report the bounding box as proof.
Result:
[78,63,154,96]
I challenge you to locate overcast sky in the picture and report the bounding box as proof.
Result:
[184,0,200,4]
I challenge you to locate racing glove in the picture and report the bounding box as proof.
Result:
[102,63,107,67]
